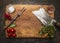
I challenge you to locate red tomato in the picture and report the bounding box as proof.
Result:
[7,28,16,33]
[7,28,11,33]
[12,34,16,37]
[4,13,12,20]
[7,33,16,38]
[10,28,16,33]
[7,33,12,37]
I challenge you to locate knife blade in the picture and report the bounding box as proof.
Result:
[32,8,56,26]
[32,7,60,30]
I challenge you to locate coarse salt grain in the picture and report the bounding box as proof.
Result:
[8,6,15,13]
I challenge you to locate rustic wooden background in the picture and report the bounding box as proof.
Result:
[0,0,60,43]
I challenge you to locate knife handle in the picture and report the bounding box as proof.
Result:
[54,22,60,29]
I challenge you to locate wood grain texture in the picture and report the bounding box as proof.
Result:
[5,5,54,38]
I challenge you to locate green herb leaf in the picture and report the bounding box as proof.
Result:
[9,23,16,28]
[39,25,56,38]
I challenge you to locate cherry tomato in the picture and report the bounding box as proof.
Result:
[7,33,12,37]
[10,28,16,33]
[7,33,16,38]
[12,33,16,37]
[7,28,16,33]
[7,28,11,33]
[4,13,12,20]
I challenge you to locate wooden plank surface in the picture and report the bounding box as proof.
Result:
[5,4,54,38]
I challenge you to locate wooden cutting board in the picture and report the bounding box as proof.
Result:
[5,4,54,38]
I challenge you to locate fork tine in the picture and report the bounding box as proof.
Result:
[18,7,26,15]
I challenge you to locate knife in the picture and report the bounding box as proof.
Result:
[4,7,26,31]
[32,8,60,28]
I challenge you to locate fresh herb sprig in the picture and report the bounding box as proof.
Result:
[39,25,56,38]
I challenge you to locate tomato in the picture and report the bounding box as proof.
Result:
[4,13,12,20]
[7,28,16,33]
[7,33,12,37]
[12,34,16,37]
[10,28,16,33]
[7,28,11,33]
[7,33,16,38]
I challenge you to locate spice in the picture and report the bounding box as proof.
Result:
[8,5,15,13]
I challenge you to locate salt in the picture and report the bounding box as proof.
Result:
[8,5,15,13]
